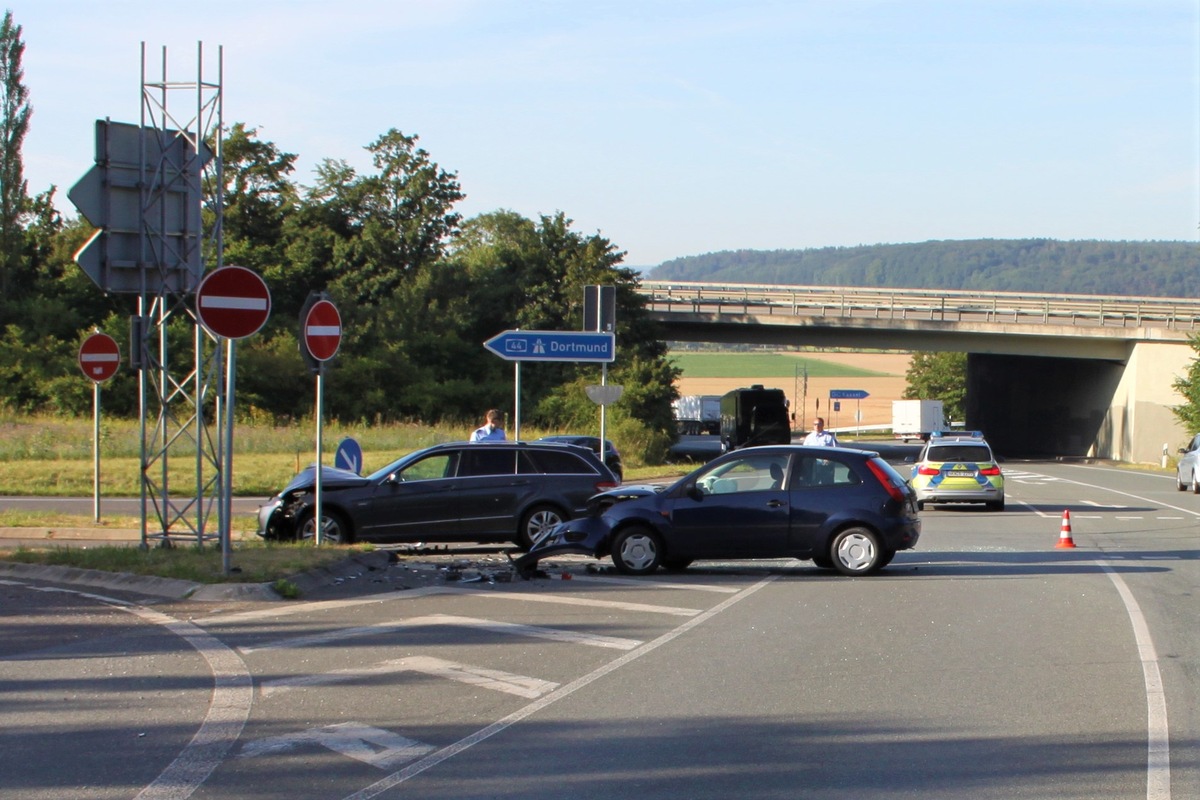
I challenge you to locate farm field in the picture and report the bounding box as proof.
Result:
[672,351,911,431]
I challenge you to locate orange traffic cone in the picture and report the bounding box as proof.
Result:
[1056,510,1076,549]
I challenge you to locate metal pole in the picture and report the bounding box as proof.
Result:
[314,369,324,546]
[93,381,101,523]
[514,362,521,440]
[221,338,235,575]
[599,363,608,463]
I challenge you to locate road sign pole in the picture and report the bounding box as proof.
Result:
[221,339,235,575]
[93,382,102,523]
[514,362,521,441]
[314,370,324,547]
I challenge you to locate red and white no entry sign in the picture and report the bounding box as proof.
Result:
[303,299,342,361]
[195,266,271,339]
[78,332,121,383]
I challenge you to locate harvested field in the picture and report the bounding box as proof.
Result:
[675,352,911,430]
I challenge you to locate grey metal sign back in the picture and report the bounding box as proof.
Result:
[68,119,211,294]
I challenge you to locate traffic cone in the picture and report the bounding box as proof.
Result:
[1056,510,1076,549]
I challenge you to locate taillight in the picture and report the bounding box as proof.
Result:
[979,465,1001,476]
[595,481,619,492]
[866,459,907,502]
[917,465,940,476]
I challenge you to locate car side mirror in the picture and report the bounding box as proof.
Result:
[686,483,704,501]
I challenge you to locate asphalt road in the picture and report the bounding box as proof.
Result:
[1,459,1197,799]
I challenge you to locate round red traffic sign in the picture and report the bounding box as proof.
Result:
[303,299,342,361]
[79,332,121,383]
[194,265,271,339]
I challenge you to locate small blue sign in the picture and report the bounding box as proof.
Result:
[829,389,870,400]
[484,330,615,363]
[334,437,364,474]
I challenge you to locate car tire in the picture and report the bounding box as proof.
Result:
[811,553,835,570]
[1191,474,1200,495]
[518,504,567,550]
[878,548,896,568]
[829,526,883,576]
[1178,472,1188,491]
[298,508,352,545]
[987,499,1005,511]
[916,500,926,511]
[610,526,664,576]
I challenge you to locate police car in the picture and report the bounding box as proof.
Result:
[909,431,1005,511]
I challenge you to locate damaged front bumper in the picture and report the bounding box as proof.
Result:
[511,515,611,575]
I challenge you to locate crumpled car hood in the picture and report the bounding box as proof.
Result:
[277,465,370,495]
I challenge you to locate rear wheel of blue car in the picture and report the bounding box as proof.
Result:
[610,526,664,576]
[830,527,883,576]
[298,508,352,545]
[518,504,567,550]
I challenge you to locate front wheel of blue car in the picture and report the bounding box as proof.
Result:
[610,526,664,576]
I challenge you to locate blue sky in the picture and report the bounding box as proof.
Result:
[8,1,1198,268]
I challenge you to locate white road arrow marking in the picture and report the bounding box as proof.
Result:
[239,722,434,769]
[259,655,558,699]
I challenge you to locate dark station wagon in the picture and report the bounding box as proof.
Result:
[257,440,620,549]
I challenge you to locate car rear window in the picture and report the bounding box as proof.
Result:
[457,448,518,477]
[522,449,595,475]
[790,455,862,488]
[928,445,992,462]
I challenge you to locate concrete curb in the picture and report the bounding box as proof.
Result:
[0,560,204,599]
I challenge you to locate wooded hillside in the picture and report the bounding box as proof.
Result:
[647,239,1200,297]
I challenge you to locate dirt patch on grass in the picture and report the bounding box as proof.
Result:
[676,352,911,429]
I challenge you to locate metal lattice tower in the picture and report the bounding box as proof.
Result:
[135,43,225,548]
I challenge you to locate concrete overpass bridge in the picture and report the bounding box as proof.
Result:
[636,281,1200,463]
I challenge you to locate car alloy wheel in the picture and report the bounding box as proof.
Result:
[299,509,350,545]
[830,526,883,576]
[519,504,566,550]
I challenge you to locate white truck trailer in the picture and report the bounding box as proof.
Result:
[892,399,946,442]
[673,394,722,435]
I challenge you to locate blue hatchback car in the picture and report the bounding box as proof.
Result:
[515,445,920,577]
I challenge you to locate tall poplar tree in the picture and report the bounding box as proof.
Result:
[0,9,30,299]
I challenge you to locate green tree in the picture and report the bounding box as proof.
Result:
[0,9,30,301]
[1171,335,1200,434]
[903,351,967,422]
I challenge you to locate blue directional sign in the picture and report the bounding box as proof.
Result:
[334,437,363,474]
[829,389,870,400]
[484,330,615,363]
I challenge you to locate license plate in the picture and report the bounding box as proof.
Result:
[947,470,974,477]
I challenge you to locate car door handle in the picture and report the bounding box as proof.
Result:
[767,500,787,508]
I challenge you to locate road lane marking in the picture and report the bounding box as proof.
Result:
[341,566,788,799]
[239,722,434,769]
[239,613,642,655]
[1098,561,1171,800]
[260,655,558,700]
[4,581,253,800]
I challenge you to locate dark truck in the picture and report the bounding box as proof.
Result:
[719,385,792,451]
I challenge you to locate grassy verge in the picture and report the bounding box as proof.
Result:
[1,539,368,584]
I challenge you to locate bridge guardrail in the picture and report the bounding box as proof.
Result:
[637,281,1200,332]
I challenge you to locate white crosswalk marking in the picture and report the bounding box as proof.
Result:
[259,655,559,699]
[240,613,642,655]
[239,722,434,769]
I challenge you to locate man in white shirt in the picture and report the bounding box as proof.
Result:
[471,409,506,442]
[802,417,838,447]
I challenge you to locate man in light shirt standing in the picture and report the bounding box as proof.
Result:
[802,417,838,447]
